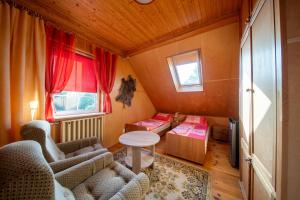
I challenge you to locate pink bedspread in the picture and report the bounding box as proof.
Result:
[133,119,166,131]
[169,122,208,140]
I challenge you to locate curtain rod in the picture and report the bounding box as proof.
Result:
[2,0,43,19]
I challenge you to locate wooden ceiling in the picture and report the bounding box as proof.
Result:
[16,0,241,56]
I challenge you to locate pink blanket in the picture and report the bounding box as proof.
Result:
[133,119,165,131]
[170,122,208,140]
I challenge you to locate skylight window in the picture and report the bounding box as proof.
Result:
[167,50,203,92]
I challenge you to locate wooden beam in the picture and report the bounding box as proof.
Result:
[125,13,239,57]
[15,0,125,56]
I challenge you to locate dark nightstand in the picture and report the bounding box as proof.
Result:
[171,114,186,128]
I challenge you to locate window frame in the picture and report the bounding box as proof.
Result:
[53,91,100,117]
[167,49,204,92]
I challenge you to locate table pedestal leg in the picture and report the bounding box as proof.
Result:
[132,146,141,173]
[150,145,155,169]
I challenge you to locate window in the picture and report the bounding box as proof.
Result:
[53,91,98,115]
[167,49,203,92]
[53,53,99,116]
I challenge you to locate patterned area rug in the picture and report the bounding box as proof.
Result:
[113,148,211,200]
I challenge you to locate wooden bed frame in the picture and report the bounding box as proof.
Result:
[166,127,210,164]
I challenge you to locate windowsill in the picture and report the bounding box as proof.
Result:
[54,112,107,122]
[175,85,203,92]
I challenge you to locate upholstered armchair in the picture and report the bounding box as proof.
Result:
[0,141,150,200]
[21,120,108,173]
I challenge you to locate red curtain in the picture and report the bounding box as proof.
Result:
[94,48,118,113]
[45,25,75,122]
[64,53,97,93]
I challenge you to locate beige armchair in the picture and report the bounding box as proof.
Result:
[21,120,108,173]
[0,141,150,200]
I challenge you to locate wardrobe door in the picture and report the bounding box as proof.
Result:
[241,0,251,35]
[251,0,277,199]
[239,30,252,200]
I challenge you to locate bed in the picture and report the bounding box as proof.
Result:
[125,113,172,136]
[166,115,210,164]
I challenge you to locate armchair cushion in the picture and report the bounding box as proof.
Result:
[71,162,148,200]
[55,152,114,189]
[50,148,108,173]
[110,173,150,200]
[66,143,104,158]
[57,137,101,154]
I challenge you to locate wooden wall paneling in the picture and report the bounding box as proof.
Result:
[75,36,94,56]
[282,0,300,199]
[129,23,240,118]
[102,58,156,147]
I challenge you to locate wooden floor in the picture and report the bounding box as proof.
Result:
[109,135,243,200]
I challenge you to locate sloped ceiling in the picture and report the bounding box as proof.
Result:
[129,22,240,118]
[16,0,241,56]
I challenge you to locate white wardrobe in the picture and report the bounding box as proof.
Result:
[239,0,282,199]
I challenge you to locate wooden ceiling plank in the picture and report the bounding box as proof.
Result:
[193,0,203,24]
[111,1,158,42]
[199,0,208,23]
[174,0,190,27]
[92,2,144,48]
[126,13,239,56]
[185,0,198,25]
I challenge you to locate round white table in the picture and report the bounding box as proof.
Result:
[119,131,160,173]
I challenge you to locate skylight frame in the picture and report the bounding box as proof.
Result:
[167,49,204,92]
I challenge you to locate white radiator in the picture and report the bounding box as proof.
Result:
[60,116,103,143]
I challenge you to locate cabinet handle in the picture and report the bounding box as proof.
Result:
[246,88,254,93]
[244,157,252,163]
[245,16,251,24]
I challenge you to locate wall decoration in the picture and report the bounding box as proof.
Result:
[116,75,137,107]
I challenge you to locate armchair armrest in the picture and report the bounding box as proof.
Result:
[110,173,150,200]
[57,137,100,154]
[50,148,108,173]
[55,152,113,189]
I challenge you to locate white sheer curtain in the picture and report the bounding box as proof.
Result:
[0,2,46,146]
